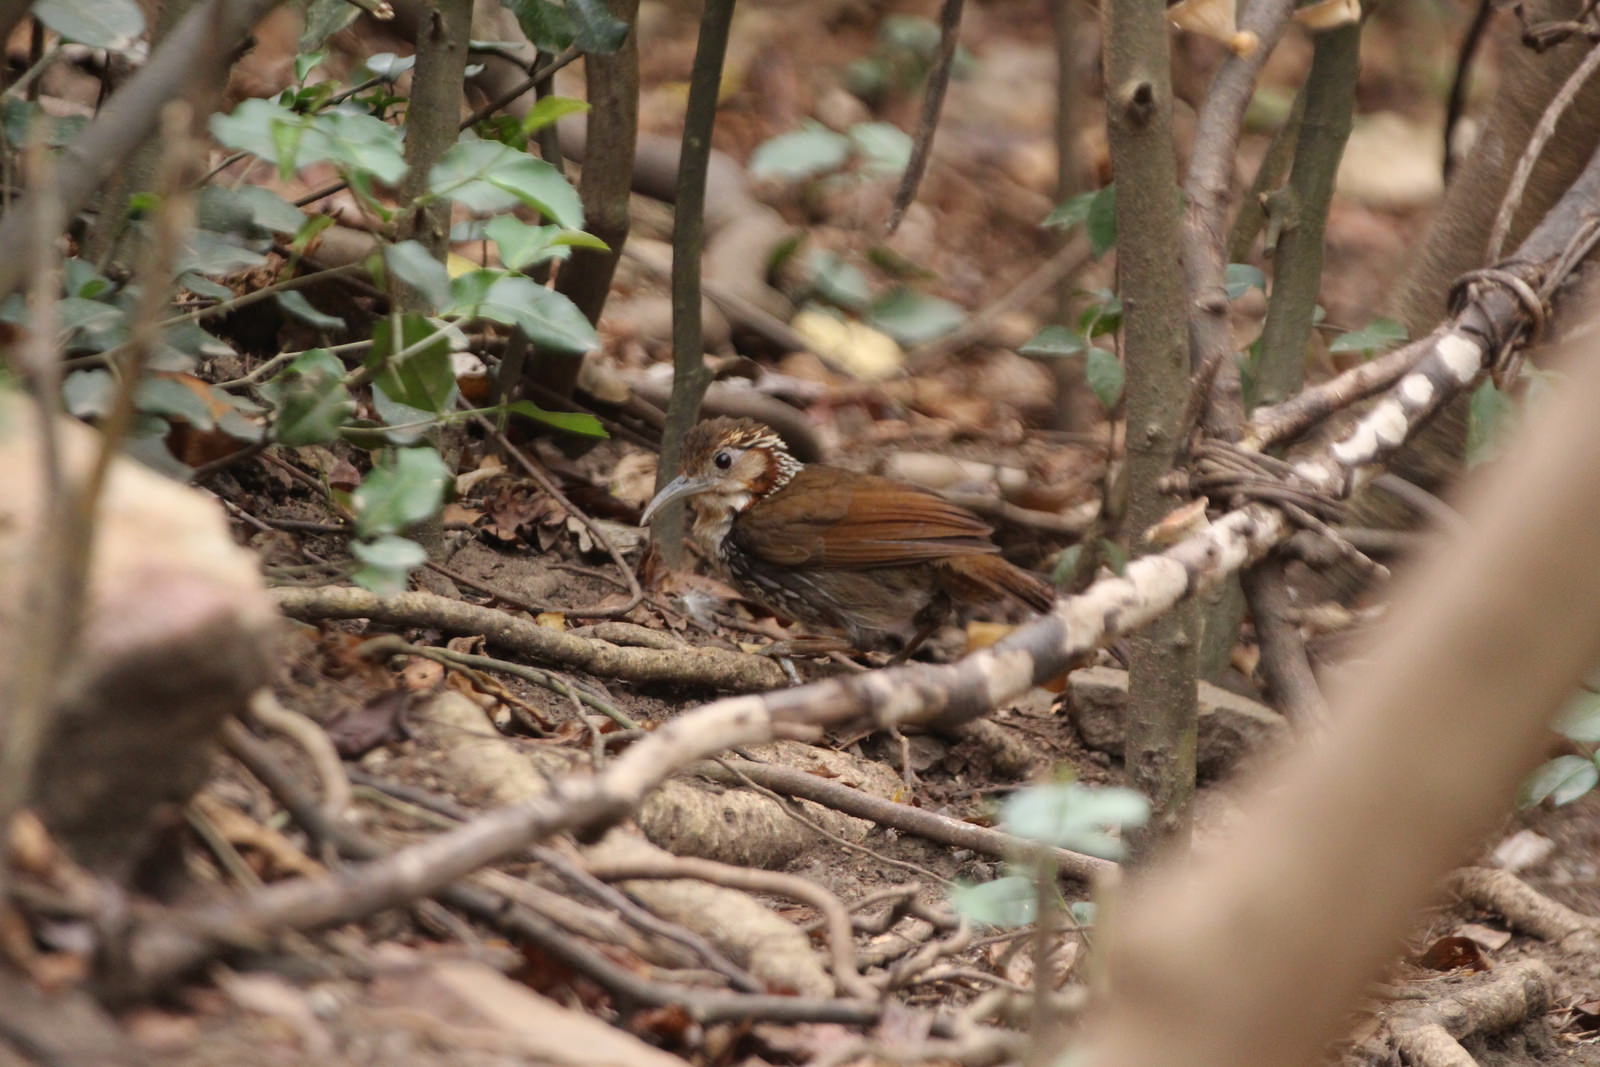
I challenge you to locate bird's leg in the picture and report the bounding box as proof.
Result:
[759,634,856,658]
[887,599,952,665]
[757,634,856,686]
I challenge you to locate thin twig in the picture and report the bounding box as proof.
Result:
[885,0,963,235]
[710,756,951,885]
[241,692,352,823]
[583,852,876,1000]
[1240,561,1328,728]
[356,634,642,730]
[529,846,760,992]
[1178,0,1298,441]
[1443,0,1496,185]
[1487,37,1600,260]
[705,758,1111,882]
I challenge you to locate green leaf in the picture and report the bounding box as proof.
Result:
[1044,188,1098,230]
[162,320,234,361]
[33,0,144,50]
[949,876,1038,928]
[749,122,851,182]
[177,229,267,278]
[1224,262,1267,300]
[1518,755,1600,809]
[315,110,409,184]
[264,348,354,446]
[300,0,361,51]
[198,185,308,238]
[448,271,599,354]
[1328,316,1407,355]
[210,99,407,185]
[57,297,124,342]
[277,290,346,331]
[1467,379,1514,469]
[486,217,607,271]
[135,376,215,430]
[522,95,590,135]
[506,399,608,438]
[566,0,630,52]
[866,287,965,345]
[381,240,453,311]
[353,447,452,538]
[1020,324,1087,359]
[847,121,912,176]
[1086,183,1117,259]
[1100,537,1128,575]
[2,98,86,147]
[501,0,576,51]
[294,49,328,84]
[367,313,459,418]
[1051,543,1081,587]
[1001,782,1149,859]
[63,258,110,300]
[1555,691,1600,744]
[807,251,872,312]
[1068,901,1097,928]
[1078,289,1122,336]
[351,534,428,595]
[1085,346,1124,412]
[364,52,415,80]
[427,140,584,226]
[61,369,115,419]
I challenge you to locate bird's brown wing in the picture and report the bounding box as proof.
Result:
[734,466,999,568]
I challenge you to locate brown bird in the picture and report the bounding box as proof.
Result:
[642,418,1056,657]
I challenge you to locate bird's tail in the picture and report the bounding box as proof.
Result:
[942,554,1057,613]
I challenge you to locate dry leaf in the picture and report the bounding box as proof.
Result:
[1414,935,1490,973]
[324,690,411,758]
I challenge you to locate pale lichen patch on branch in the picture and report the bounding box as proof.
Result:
[1437,330,1486,382]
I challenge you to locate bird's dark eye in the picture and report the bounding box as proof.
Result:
[713,450,733,470]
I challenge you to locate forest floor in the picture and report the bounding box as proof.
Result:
[34,1,1600,1064]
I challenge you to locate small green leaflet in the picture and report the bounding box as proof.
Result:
[447,271,599,355]
[351,534,428,595]
[506,400,607,438]
[1467,379,1515,469]
[33,0,144,51]
[1518,754,1600,809]
[749,123,851,182]
[367,312,460,418]
[866,287,965,345]
[353,447,452,539]
[1020,325,1087,359]
[1328,317,1407,355]
[847,122,912,176]
[1224,263,1267,300]
[1085,347,1123,412]
[1555,691,1600,744]
[427,140,584,227]
[522,95,589,135]
[949,875,1038,928]
[1000,781,1149,860]
[264,348,354,446]
[382,240,453,311]
[486,216,608,271]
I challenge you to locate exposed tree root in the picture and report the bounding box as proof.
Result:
[1353,959,1558,1067]
[1448,865,1600,951]
[274,585,789,691]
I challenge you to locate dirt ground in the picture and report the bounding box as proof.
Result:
[26,0,1600,1064]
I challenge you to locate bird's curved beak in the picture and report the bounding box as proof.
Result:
[640,473,713,526]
